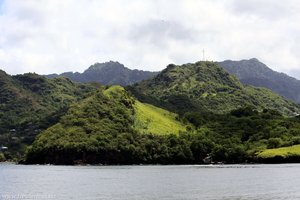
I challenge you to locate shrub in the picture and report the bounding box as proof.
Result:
[267,138,283,149]
[0,153,5,162]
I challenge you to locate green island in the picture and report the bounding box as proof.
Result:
[1,61,300,164]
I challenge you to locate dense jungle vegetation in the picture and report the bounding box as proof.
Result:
[2,61,300,164]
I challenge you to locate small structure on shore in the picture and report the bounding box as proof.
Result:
[203,154,212,164]
[1,146,8,151]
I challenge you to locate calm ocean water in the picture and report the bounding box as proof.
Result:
[1,164,300,200]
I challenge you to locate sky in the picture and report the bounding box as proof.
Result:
[1,0,300,78]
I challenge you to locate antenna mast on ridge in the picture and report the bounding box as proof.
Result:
[202,49,205,61]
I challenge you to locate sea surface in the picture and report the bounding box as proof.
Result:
[1,164,300,200]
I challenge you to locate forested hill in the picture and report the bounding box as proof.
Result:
[129,61,300,116]
[218,58,300,104]
[0,70,99,158]
[25,86,300,165]
[25,86,188,164]
[46,61,158,86]
[3,60,300,164]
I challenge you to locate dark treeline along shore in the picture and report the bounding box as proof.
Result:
[1,60,300,165]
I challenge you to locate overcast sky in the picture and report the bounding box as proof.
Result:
[1,0,300,78]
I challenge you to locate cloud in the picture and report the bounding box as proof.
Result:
[289,69,300,80]
[229,0,300,20]
[0,0,300,79]
[129,19,198,44]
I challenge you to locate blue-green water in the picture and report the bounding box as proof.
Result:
[1,164,300,200]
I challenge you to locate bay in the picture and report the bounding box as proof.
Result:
[1,164,300,200]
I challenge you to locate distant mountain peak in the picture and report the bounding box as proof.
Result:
[218,59,300,103]
[130,61,300,116]
[223,58,261,63]
[85,61,124,72]
[249,58,260,62]
[45,61,159,86]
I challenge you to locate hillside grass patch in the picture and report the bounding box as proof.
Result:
[257,144,300,159]
[134,101,186,135]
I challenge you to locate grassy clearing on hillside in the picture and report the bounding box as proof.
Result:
[134,101,186,135]
[103,85,124,98]
[257,145,300,158]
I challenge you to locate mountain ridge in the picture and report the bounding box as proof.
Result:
[218,58,300,103]
[46,61,159,86]
[3,59,300,164]
[24,62,300,165]
[129,61,300,116]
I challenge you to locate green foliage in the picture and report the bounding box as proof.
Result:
[25,86,191,164]
[128,61,300,116]
[0,71,99,158]
[23,81,300,164]
[183,107,300,163]
[25,81,300,164]
[257,144,300,159]
[267,138,283,149]
[134,101,186,135]
[26,86,135,163]
[0,152,5,162]
[6,61,300,164]
[230,106,258,117]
